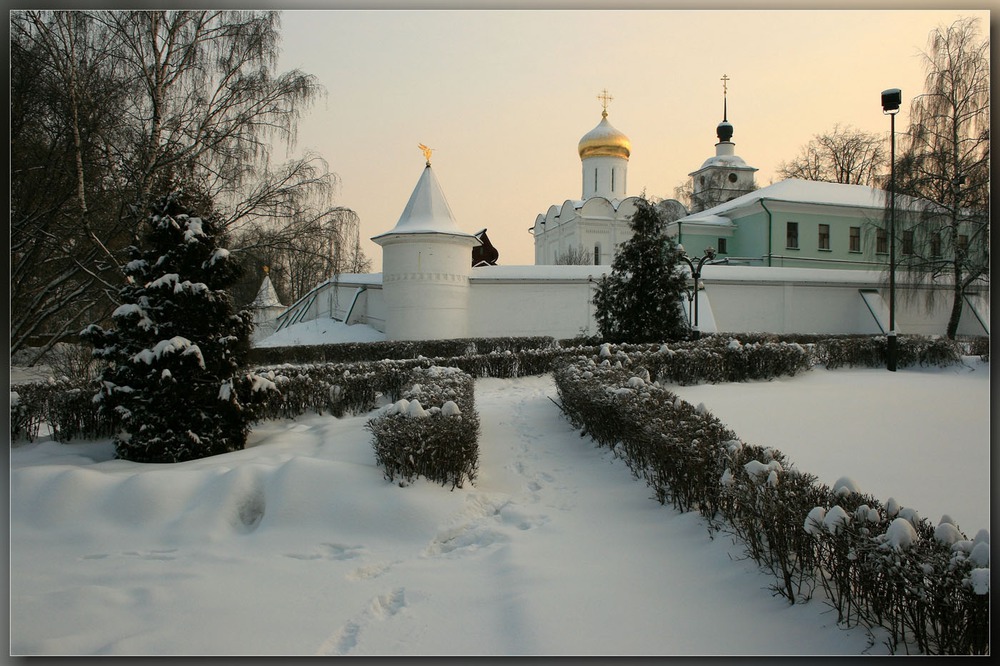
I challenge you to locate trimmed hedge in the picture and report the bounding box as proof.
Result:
[971,337,990,361]
[10,378,120,443]
[552,347,989,655]
[366,366,479,489]
[249,335,557,366]
[817,335,962,370]
[11,334,978,444]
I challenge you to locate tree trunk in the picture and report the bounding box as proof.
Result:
[946,281,963,340]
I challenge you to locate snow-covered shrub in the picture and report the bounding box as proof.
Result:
[553,346,989,654]
[245,361,383,421]
[718,444,826,603]
[964,336,989,361]
[46,382,120,442]
[367,366,479,489]
[8,378,120,443]
[643,339,812,385]
[248,335,558,366]
[9,389,35,443]
[553,354,744,517]
[800,488,990,655]
[819,335,962,370]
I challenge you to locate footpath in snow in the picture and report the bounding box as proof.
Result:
[9,374,893,656]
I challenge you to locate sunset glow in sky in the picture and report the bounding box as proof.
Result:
[274,7,990,267]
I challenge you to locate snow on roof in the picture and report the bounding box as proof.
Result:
[698,154,749,170]
[250,275,284,308]
[684,179,889,222]
[677,213,734,228]
[371,165,476,242]
[321,272,382,287]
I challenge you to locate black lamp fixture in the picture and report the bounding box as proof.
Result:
[881,88,901,372]
[678,245,717,339]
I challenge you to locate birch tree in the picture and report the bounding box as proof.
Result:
[891,17,989,339]
[11,10,368,361]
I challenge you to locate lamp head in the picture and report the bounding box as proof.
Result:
[881,88,902,114]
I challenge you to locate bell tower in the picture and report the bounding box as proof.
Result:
[688,75,757,213]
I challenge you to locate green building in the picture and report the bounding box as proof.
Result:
[672,178,946,271]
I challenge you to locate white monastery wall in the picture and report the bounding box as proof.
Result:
[272,268,987,342]
[467,278,599,339]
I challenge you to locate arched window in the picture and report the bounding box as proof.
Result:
[594,244,601,265]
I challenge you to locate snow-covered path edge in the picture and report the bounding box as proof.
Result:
[466,375,881,655]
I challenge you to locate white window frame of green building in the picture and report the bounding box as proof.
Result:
[849,226,861,253]
[902,229,914,255]
[876,228,888,255]
[786,222,799,250]
[818,224,830,251]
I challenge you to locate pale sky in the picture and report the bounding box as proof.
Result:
[273,5,991,268]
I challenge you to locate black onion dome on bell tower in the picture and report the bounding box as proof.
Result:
[716,117,734,143]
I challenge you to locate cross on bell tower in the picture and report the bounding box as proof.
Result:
[720,74,730,121]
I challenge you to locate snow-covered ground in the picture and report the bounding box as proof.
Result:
[668,358,991,536]
[9,355,989,656]
[253,319,386,348]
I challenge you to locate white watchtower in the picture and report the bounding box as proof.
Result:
[371,147,480,341]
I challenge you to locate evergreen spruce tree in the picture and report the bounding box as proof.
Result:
[81,192,254,463]
[593,198,690,343]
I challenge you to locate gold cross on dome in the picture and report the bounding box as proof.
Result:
[721,74,730,95]
[597,89,614,114]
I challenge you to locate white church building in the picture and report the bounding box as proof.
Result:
[264,94,988,344]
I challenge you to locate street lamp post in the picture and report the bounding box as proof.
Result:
[882,88,901,372]
[678,245,717,339]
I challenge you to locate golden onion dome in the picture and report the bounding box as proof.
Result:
[578,111,631,160]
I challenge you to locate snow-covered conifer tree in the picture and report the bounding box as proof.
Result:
[592,197,689,343]
[81,192,254,462]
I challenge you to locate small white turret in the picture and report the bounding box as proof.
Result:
[249,266,285,342]
[371,154,480,341]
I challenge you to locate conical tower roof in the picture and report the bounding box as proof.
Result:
[371,164,476,244]
[250,272,283,308]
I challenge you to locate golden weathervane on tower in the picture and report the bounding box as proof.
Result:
[418,143,434,166]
